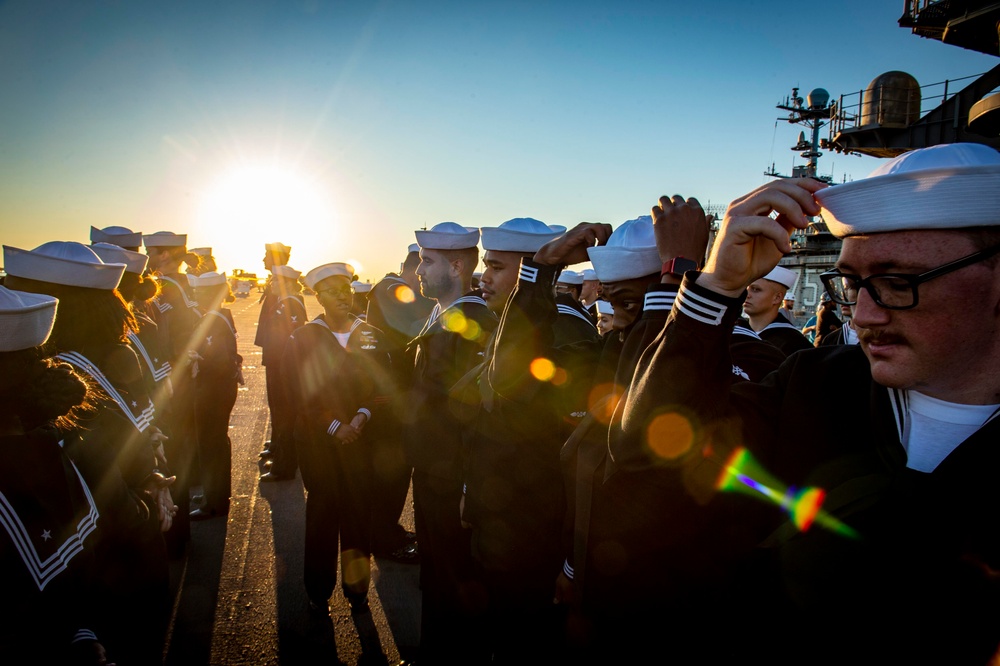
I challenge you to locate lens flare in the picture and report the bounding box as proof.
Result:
[588,383,623,424]
[441,310,468,334]
[530,357,557,381]
[462,320,482,341]
[716,447,859,539]
[646,412,694,460]
[341,548,371,588]
[393,284,416,304]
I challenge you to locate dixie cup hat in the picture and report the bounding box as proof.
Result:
[480,218,565,253]
[587,215,661,283]
[0,286,59,352]
[816,143,1000,238]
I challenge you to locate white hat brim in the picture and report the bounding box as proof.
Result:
[816,164,1000,238]
[188,272,228,288]
[305,263,355,290]
[90,243,149,275]
[90,226,143,248]
[763,265,797,290]
[272,265,302,280]
[3,245,126,290]
[587,246,661,283]
[0,288,58,351]
[143,232,187,248]
[415,227,480,250]
[480,226,565,252]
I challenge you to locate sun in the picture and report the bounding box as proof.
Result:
[195,163,337,274]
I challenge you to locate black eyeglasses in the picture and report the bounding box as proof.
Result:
[820,242,1000,311]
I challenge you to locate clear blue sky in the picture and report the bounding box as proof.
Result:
[1,0,996,280]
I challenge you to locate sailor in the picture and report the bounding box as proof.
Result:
[820,301,859,346]
[90,242,172,406]
[615,144,1000,663]
[812,292,844,347]
[350,280,372,319]
[743,264,812,355]
[555,269,584,301]
[594,299,614,336]
[3,241,175,663]
[779,290,798,326]
[188,246,216,274]
[282,262,392,664]
[405,222,497,664]
[366,244,434,350]
[462,216,600,663]
[0,285,112,663]
[552,211,784,660]
[255,242,292,463]
[144,230,202,552]
[258,264,308,481]
[580,268,601,322]
[90,224,143,252]
[187,272,243,520]
[580,269,600,306]
[364,243,433,563]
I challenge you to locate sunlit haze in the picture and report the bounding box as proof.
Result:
[1,0,997,281]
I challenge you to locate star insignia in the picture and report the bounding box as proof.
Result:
[291,316,298,322]
[153,357,159,363]
[41,530,52,541]
[206,336,213,345]
[131,400,138,408]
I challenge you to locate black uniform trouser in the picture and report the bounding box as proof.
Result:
[478,566,568,665]
[412,469,488,664]
[163,378,197,549]
[195,378,237,511]
[265,363,298,473]
[300,435,373,605]
[370,423,413,551]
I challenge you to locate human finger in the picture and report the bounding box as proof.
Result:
[729,178,824,222]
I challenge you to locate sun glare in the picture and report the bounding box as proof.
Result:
[195,164,335,272]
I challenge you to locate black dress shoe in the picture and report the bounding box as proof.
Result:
[307,598,330,616]
[259,469,292,482]
[380,542,419,564]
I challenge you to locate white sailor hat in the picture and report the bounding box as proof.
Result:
[189,247,213,257]
[90,225,143,248]
[188,271,228,288]
[582,269,598,282]
[784,291,795,301]
[763,266,797,290]
[480,217,565,253]
[305,262,355,291]
[272,265,301,280]
[90,242,149,275]
[0,286,58,352]
[407,243,420,254]
[143,231,187,248]
[587,215,661,283]
[415,222,480,250]
[557,269,584,285]
[3,242,126,290]
[352,280,373,293]
[265,242,292,254]
[595,300,613,315]
[816,143,1000,238]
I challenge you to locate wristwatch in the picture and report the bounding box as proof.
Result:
[661,257,698,277]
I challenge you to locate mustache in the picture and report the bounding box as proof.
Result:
[857,329,907,346]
